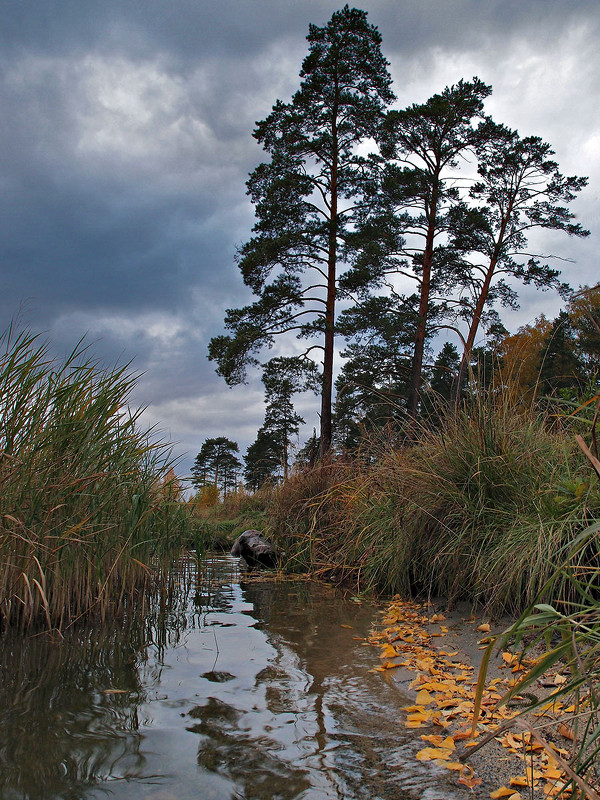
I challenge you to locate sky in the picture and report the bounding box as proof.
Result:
[1,0,599,481]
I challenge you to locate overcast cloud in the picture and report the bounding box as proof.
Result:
[1,0,598,479]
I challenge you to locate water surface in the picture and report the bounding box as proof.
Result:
[0,556,464,799]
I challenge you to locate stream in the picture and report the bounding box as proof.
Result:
[0,555,465,800]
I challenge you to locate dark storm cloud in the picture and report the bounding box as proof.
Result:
[1,0,598,474]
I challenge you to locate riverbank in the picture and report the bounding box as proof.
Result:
[370,596,591,800]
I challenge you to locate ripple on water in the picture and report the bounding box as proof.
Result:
[0,555,470,800]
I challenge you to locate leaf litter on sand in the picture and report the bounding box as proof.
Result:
[370,596,578,799]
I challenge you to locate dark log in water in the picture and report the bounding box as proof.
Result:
[230,529,278,568]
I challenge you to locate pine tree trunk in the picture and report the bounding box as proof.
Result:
[452,258,497,402]
[452,211,509,403]
[319,88,339,459]
[407,182,438,418]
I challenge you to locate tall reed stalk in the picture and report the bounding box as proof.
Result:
[0,326,190,631]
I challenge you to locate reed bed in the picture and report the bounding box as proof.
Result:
[267,392,599,615]
[0,326,191,632]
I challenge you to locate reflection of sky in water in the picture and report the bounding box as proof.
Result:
[0,556,465,800]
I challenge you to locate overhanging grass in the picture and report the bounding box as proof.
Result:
[267,394,599,615]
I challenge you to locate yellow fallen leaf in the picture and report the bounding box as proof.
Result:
[542,767,563,780]
[380,644,397,659]
[404,720,424,728]
[490,788,517,799]
[477,623,491,632]
[443,761,467,771]
[420,734,447,746]
[509,777,528,787]
[415,689,434,705]
[407,711,433,722]
[416,746,453,761]
[430,613,446,622]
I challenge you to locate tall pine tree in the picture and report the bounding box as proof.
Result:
[376,79,492,416]
[208,6,395,456]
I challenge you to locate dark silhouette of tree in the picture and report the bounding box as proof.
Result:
[244,357,319,489]
[429,342,461,399]
[333,294,420,449]
[191,437,241,496]
[449,121,589,398]
[294,429,320,469]
[244,430,281,492]
[208,6,395,457]
[262,357,319,479]
[539,311,587,394]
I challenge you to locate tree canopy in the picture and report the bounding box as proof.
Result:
[191,437,241,496]
[208,7,591,461]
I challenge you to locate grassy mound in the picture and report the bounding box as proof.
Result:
[267,395,599,614]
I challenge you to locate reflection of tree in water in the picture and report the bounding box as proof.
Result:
[239,581,404,800]
[187,698,311,800]
[0,559,201,799]
[186,578,384,799]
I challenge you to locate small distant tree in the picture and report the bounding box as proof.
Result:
[262,357,319,478]
[428,342,460,400]
[539,311,587,395]
[191,437,241,496]
[244,429,281,491]
[219,450,242,497]
[295,429,320,469]
[189,483,219,514]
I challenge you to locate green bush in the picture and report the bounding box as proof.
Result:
[268,393,599,614]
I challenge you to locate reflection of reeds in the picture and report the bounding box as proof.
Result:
[269,391,599,616]
[0,559,200,797]
[0,326,191,631]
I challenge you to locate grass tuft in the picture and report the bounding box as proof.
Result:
[267,391,599,615]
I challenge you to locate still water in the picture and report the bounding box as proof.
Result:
[0,556,464,800]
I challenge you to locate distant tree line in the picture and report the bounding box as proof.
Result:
[205,5,592,481]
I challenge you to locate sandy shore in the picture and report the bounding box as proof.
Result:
[371,598,576,800]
